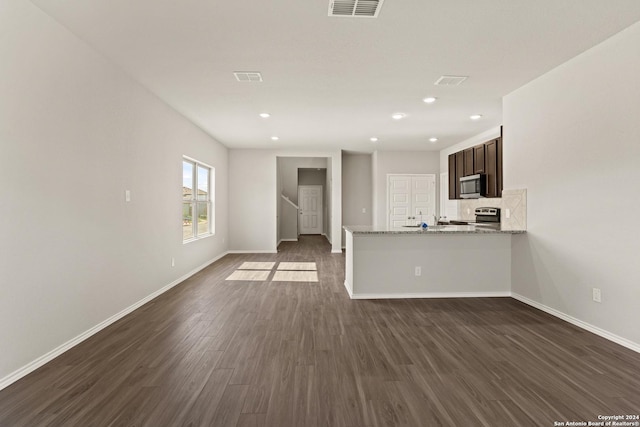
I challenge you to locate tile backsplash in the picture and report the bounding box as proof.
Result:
[458,189,527,230]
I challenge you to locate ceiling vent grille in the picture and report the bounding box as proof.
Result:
[233,72,263,82]
[329,0,385,18]
[434,75,468,86]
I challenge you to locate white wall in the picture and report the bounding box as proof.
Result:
[371,151,440,226]
[504,22,640,347]
[230,150,342,253]
[0,0,228,386]
[342,152,373,245]
[229,150,277,252]
[298,169,327,186]
[326,157,333,241]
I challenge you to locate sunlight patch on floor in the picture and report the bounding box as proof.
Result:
[272,271,318,282]
[225,270,271,281]
[276,262,317,271]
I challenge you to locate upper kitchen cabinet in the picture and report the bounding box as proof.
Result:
[455,151,464,199]
[463,148,474,176]
[448,154,457,200]
[485,137,502,198]
[448,136,503,199]
[473,144,485,174]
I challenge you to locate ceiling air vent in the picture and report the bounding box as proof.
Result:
[434,75,468,86]
[329,0,385,18]
[233,72,263,82]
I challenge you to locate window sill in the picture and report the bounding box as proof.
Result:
[183,233,215,245]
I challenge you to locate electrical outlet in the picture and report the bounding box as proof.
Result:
[125,190,131,202]
[415,266,421,276]
[505,208,511,219]
[592,288,601,303]
[362,208,366,214]
[171,257,175,267]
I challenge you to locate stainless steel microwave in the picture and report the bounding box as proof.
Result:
[460,174,487,199]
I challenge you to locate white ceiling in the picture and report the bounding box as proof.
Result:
[31,0,640,152]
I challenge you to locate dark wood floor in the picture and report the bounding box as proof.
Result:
[1,235,639,426]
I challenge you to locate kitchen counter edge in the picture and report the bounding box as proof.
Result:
[343,225,526,235]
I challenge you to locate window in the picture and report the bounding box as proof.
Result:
[183,157,214,242]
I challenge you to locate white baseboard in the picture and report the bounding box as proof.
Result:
[343,280,353,298]
[0,251,229,392]
[511,293,640,354]
[280,239,298,242]
[349,291,510,300]
[227,250,278,254]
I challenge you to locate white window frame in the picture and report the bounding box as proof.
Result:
[183,156,214,243]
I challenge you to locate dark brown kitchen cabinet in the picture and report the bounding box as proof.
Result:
[447,136,503,199]
[473,144,485,174]
[463,148,474,176]
[497,136,503,195]
[485,137,502,198]
[448,154,457,200]
[454,151,464,199]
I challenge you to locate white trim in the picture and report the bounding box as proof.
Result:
[349,291,510,300]
[280,239,298,242]
[182,154,214,170]
[331,249,343,254]
[0,252,229,392]
[227,250,278,254]
[343,280,353,298]
[511,293,640,354]
[183,232,215,245]
[280,194,300,210]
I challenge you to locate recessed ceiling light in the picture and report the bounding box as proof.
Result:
[470,114,483,120]
[259,113,270,118]
[392,113,406,120]
[423,97,437,104]
[429,137,438,143]
[271,136,279,141]
[370,137,378,142]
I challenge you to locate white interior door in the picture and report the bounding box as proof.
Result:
[411,175,436,223]
[298,185,323,234]
[388,176,411,227]
[388,174,436,227]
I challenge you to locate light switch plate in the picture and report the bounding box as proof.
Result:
[592,288,602,303]
[125,190,131,202]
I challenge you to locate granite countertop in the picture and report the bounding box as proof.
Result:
[343,224,526,235]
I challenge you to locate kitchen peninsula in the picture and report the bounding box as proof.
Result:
[344,225,525,299]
